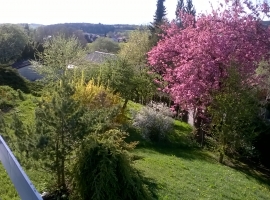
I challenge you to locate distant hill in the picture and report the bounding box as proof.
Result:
[29,23,44,29]
[262,21,270,26]
[36,23,143,35]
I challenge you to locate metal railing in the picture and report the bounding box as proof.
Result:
[0,135,42,200]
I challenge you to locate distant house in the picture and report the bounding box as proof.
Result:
[84,33,100,43]
[85,51,116,64]
[11,51,116,81]
[12,60,42,81]
[110,37,127,43]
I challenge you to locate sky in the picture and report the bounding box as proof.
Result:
[0,0,259,25]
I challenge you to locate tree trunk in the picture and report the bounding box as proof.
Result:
[219,151,224,163]
[122,98,129,110]
[194,109,205,146]
[56,139,61,187]
[181,110,188,123]
[61,158,65,189]
[60,123,66,189]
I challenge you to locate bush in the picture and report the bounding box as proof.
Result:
[87,37,120,53]
[0,85,19,111]
[73,79,121,109]
[0,66,30,93]
[132,101,174,142]
[72,129,153,200]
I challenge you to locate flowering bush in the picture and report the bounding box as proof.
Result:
[132,101,174,142]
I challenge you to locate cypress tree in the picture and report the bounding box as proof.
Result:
[149,0,167,46]
[153,0,167,24]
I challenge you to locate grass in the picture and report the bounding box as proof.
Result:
[129,121,270,200]
[0,88,49,200]
[0,164,19,200]
[134,147,270,200]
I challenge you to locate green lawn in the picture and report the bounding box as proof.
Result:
[131,121,270,200]
[134,147,270,200]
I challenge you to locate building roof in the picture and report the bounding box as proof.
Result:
[11,60,31,69]
[85,51,116,63]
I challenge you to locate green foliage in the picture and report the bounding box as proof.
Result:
[100,58,157,108]
[0,86,19,111]
[87,37,120,53]
[208,67,260,163]
[72,129,153,200]
[31,35,90,191]
[118,29,151,65]
[73,75,128,127]
[0,24,28,64]
[0,164,20,200]
[0,66,31,93]
[73,78,121,109]
[35,79,86,189]
[132,102,174,142]
[149,0,167,46]
[32,34,87,82]
[118,29,157,105]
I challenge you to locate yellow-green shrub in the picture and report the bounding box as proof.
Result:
[73,79,121,109]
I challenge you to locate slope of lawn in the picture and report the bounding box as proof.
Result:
[131,120,270,200]
[0,88,51,200]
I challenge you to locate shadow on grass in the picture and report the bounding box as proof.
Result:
[126,125,216,164]
[225,158,270,187]
[126,122,270,192]
[146,145,217,164]
[142,176,159,200]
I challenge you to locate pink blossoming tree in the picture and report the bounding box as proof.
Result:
[148,0,270,111]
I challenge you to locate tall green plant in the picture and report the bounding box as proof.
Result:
[208,67,259,163]
[101,58,156,109]
[72,129,153,200]
[32,34,87,82]
[35,79,86,190]
[32,35,88,191]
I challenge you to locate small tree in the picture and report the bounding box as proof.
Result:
[117,29,157,105]
[100,58,156,109]
[0,24,28,65]
[32,34,87,82]
[119,29,151,66]
[32,35,88,191]
[35,79,86,190]
[132,101,174,142]
[208,67,259,163]
[87,37,120,53]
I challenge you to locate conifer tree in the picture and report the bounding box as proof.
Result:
[35,78,86,189]
[175,0,196,27]
[149,0,167,46]
[153,0,167,24]
[32,35,88,191]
